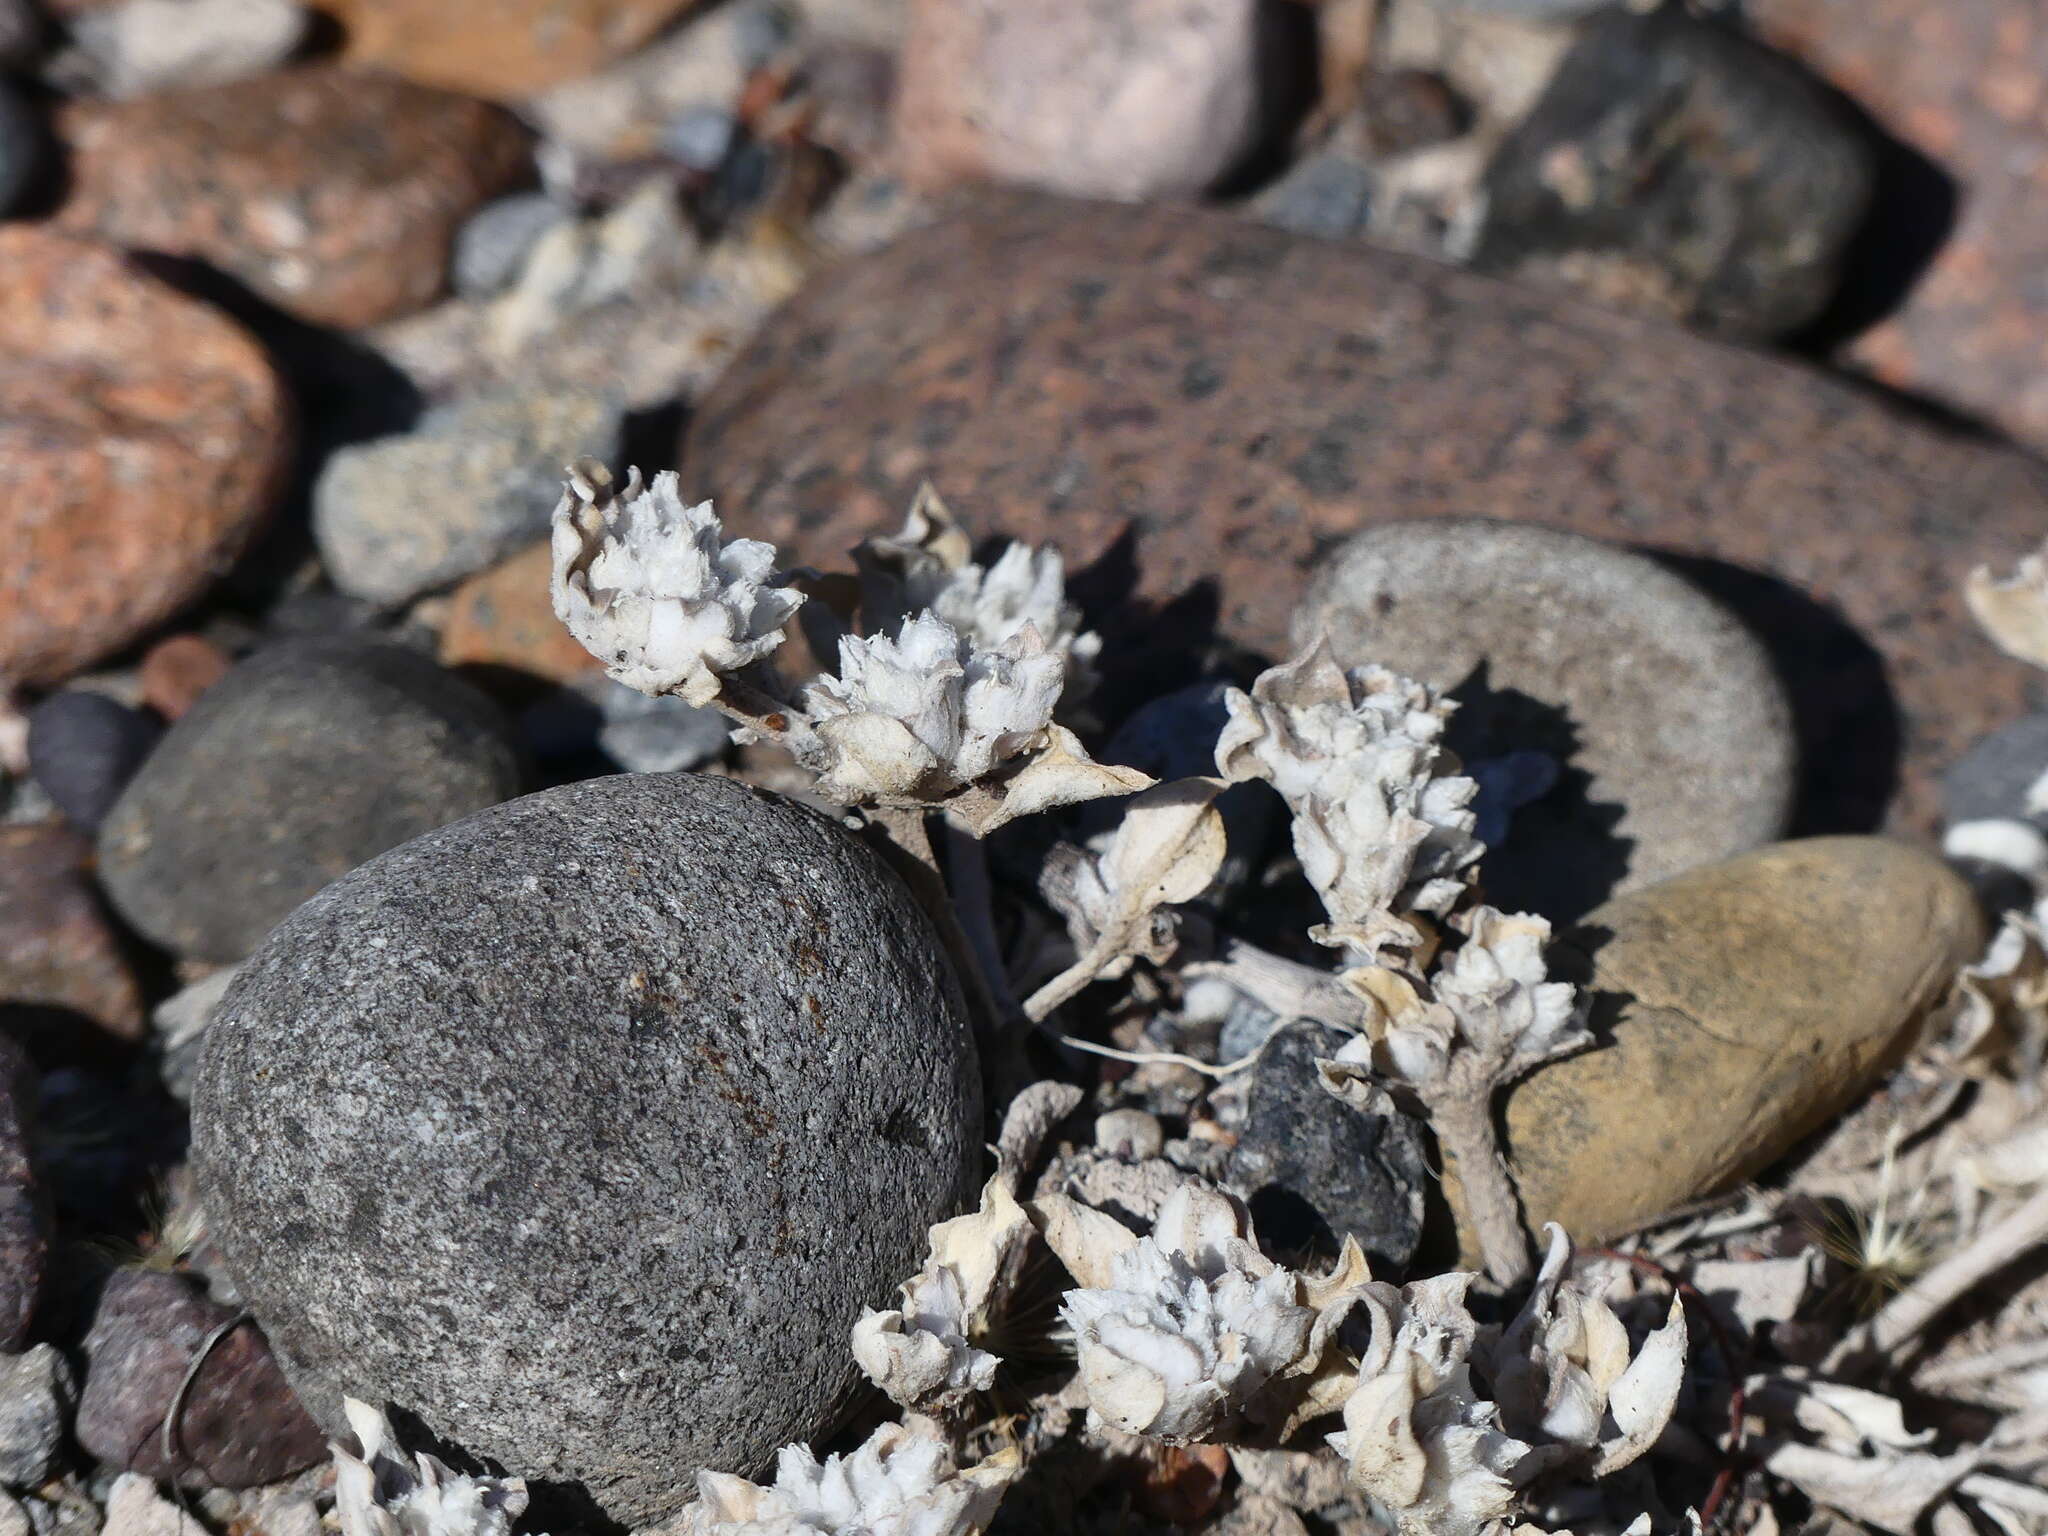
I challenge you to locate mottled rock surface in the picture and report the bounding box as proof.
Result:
[894,0,1298,199]
[327,0,700,99]
[314,386,623,605]
[0,825,145,1050]
[439,540,603,687]
[76,1270,324,1488]
[1470,6,1872,339]
[55,67,532,328]
[1224,1022,1427,1272]
[193,773,982,1527]
[0,1040,43,1352]
[683,193,2048,833]
[1748,0,2048,450]
[137,635,232,723]
[0,228,287,688]
[0,1346,74,1488]
[97,640,520,962]
[1453,837,1982,1247]
[1302,519,1796,918]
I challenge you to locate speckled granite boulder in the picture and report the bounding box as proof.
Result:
[192,773,981,1528]
[1301,519,1797,918]
[97,639,520,963]
[682,191,2048,835]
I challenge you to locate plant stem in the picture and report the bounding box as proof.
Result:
[1022,939,1119,1023]
[1431,1091,1531,1288]
[942,821,1024,1028]
[862,808,1004,1051]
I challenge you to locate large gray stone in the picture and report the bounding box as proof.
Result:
[97,639,521,963]
[1299,518,1796,920]
[192,773,982,1529]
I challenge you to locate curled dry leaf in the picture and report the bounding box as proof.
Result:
[1485,1227,1687,1479]
[993,1080,1086,1188]
[333,1399,528,1536]
[1966,540,2048,671]
[550,462,803,704]
[683,1423,1020,1536]
[1216,641,1480,962]
[1028,777,1229,1017]
[1760,1440,1984,1536]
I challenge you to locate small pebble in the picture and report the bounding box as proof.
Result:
[137,635,232,723]
[56,0,308,99]
[0,0,41,68]
[76,1270,325,1488]
[1247,151,1375,241]
[595,681,731,774]
[25,692,161,835]
[1094,1109,1166,1161]
[0,824,145,1051]
[314,386,625,606]
[452,192,571,299]
[1943,712,2048,829]
[0,1347,75,1489]
[661,104,739,171]
[99,1476,189,1536]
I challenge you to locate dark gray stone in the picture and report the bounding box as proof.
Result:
[594,680,731,774]
[25,692,161,835]
[1225,1022,1428,1274]
[75,1270,324,1489]
[1299,518,1796,921]
[0,1345,74,1489]
[191,773,982,1528]
[1943,713,2048,829]
[0,1040,41,1355]
[96,639,520,963]
[1469,5,1873,340]
[0,82,42,218]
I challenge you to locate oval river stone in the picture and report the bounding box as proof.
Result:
[192,773,982,1528]
[1446,836,1983,1248]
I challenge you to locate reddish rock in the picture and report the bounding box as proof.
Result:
[1746,0,2048,450]
[138,635,233,722]
[893,0,1284,199]
[0,230,286,689]
[56,67,532,329]
[76,1269,325,1488]
[328,0,700,100]
[438,540,599,688]
[683,193,2048,834]
[0,825,145,1051]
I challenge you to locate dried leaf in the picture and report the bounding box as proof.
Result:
[1762,1441,1983,1536]
[1967,542,2048,670]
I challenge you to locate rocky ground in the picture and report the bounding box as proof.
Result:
[2,1,2048,1535]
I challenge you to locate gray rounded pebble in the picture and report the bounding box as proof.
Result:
[0,81,44,217]
[661,106,739,172]
[0,1345,73,1489]
[1943,712,2048,830]
[452,192,571,298]
[313,386,624,607]
[595,680,731,774]
[97,639,520,962]
[1299,518,1796,920]
[191,773,981,1528]
[25,691,161,835]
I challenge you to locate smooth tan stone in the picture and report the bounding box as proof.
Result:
[1449,836,1983,1250]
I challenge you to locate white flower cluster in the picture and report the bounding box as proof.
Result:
[799,613,1064,803]
[550,463,803,705]
[1327,907,1588,1102]
[333,1400,531,1536]
[683,1424,1018,1536]
[1059,1184,1315,1442]
[1216,642,1480,960]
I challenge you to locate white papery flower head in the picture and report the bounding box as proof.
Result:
[1216,641,1480,959]
[852,1266,999,1413]
[333,1399,529,1536]
[684,1424,1018,1536]
[551,461,803,705]
[800,612,1063,802]
[858,487,1101,688]
[1060,1184,1314,1442]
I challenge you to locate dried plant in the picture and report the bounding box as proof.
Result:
[682,1424,1019,1536]
[1966,537,2048,671]
[333,1399,529,1536]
